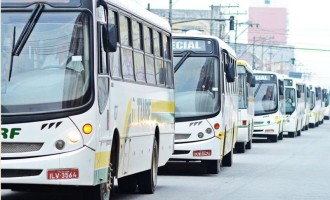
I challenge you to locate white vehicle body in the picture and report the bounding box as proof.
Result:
[323,89,330,120]
[253,71,285,142]
[283,77,305,137]
[1,0,175,197]
[172,33,238,174]
[308,84,321,128]
[235,60,255,153]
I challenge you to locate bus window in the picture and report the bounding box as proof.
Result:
[134,52,145,82]
[144,26,152,54]
[120,15,130,46]
[145,55,156,84]
[153,30,161,57]
[155,58,165,85]
[132,20,142,50]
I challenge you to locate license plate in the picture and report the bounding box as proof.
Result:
[193,150,212,157]
[47,169,79,180]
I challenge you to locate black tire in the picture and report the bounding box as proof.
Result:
[315,122,319,127]
[202,159,220,174]
[245,139,252,150]
[138,138,158,194]
[297,130,301,136]
[305,125,309,131]
[83,160,113,200]
[118,174,138,193]
[278,132,284,140]
[269,135,278,143]
[235,142,245,153]
[288,131,296,138]
[309,123,315,128]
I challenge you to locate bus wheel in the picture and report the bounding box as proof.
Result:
[202,159,220,174]
[309,123,315,128]
[138,138,158,194]
[278,132,283,140]
[83,163,112,200]
[288,131,295,138]
[235,142,245,153]
[305,125,309,130]
[269,135,278,143]
[245,139,252,149]
[315,122,319,127]
[118,174,138,193]
[297,130,301,136]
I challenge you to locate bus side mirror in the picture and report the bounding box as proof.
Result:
[225,63,235,82]
[102,24,118,52]
[279,85,284,96]
[297,90,301,98]
[250,76,256,87]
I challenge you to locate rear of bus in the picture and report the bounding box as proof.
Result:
[253,71,284,142]
[236,60,255,153]
[283,78,303,137]
[323,89,330,120]
[309,84,318,128]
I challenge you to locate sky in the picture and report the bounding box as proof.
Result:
[131,0,330,88]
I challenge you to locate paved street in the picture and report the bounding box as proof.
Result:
[2,121,330,200]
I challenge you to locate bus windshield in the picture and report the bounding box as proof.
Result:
[1,11,91,114]
[254,78,278,115]
[174,56,220,118]
[285,88,296,115]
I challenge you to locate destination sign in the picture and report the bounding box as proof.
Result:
[172,39,213,53]
[254,74,276,82]
[284,79,293,86]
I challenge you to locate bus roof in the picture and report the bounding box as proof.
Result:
[107,0,171,32]
[237,60,253,73]
[173,33,236,57]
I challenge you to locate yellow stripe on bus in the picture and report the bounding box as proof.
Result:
[151,101,175,113]
[95,151,111,169]
[122,99,132,138]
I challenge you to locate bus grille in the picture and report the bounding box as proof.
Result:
[1,142,43,153]
[175,134,191,140]
[2,169,43,178]
[254,121,264,125]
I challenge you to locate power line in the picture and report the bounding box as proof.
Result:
[231,42,330,52]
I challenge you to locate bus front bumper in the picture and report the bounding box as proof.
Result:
[1,146,96,186]
[253,123,279,138]
[170,137,221,161]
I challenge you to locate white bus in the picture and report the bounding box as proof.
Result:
[303,83,311,131]
[253,71,285,142]
[171,33,238,174]
[308,84,321,128]
[323,89,330,120]
[283,77,305,137]
[235,60,255,153]
[1,0,175,198]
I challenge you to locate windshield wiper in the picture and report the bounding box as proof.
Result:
[12,3,45,56]
[174,51,192,72]
[8,3,44,82]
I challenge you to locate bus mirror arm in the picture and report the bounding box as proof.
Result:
[250,76,256,87]
[102,24,118,52]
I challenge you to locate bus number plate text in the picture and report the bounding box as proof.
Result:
[193,150,212,157]
[47,169,79,180]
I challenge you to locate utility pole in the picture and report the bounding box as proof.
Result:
[268,48,272,71]
[252,36,256,69]
[210,5,214,35]
[234,19,238,53]
[147,3,150,11]
[169,0,173,27]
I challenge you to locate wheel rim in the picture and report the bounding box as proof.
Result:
[101,163,112,200]
[152,143,158,188]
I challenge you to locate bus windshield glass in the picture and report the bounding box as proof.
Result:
[174,56,220,118]
[1,12,91,114]
[254,74,278,115]
[285,88,296,115]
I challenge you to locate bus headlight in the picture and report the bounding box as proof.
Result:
[198,132,204,138]
[67,131,81,143]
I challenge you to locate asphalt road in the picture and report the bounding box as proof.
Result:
[2,120,330,200]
